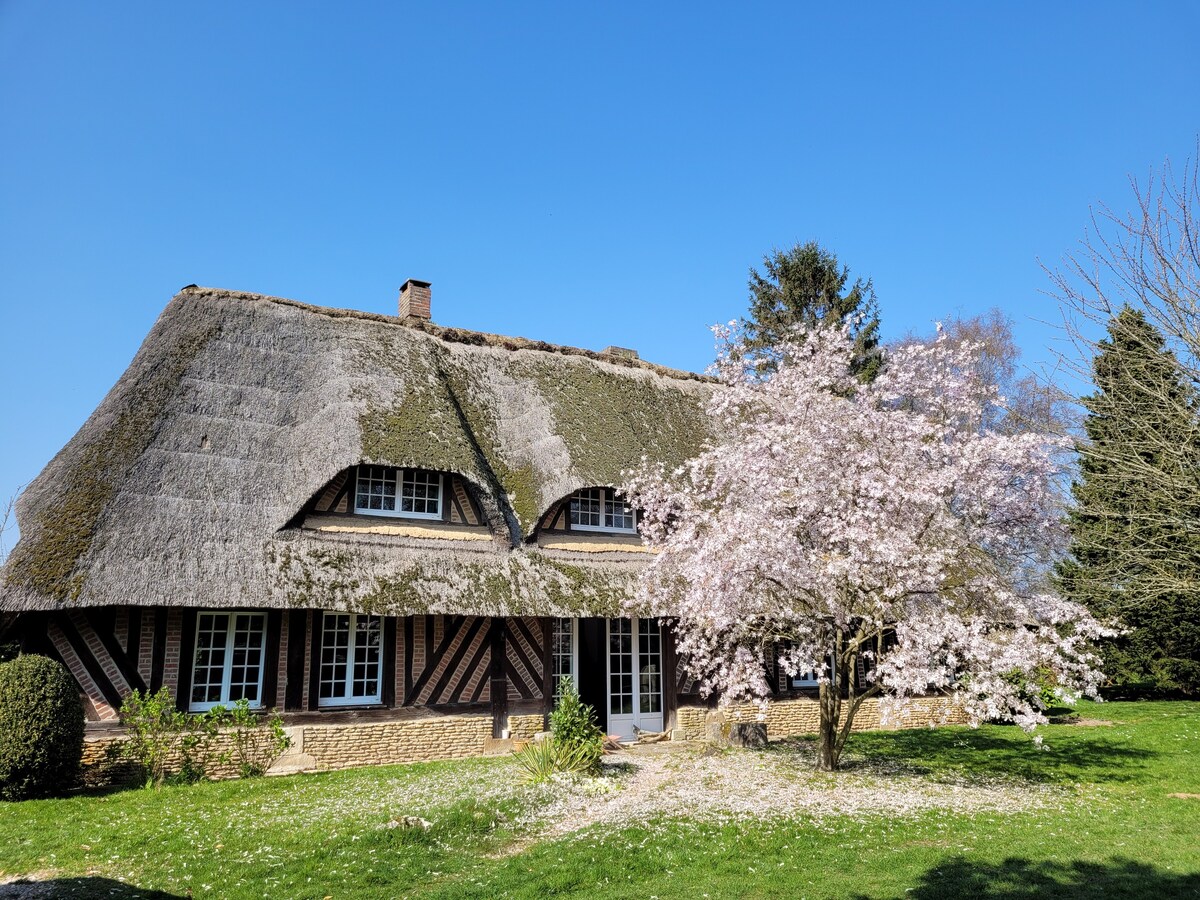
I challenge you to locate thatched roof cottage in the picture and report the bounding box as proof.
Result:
[1,282,962,772]
[1,282,723,751]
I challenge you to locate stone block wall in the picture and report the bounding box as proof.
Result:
[507,713,545,740]
[79,712,497,786]
[298,715,492,771]
[675,695,970,740]
[78,728,286,786]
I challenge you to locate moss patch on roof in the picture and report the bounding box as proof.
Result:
[269,537,635,617]
[514,356,710,489]
[354,324,713,538]
[357,343,489,479]
[4,317,221,601]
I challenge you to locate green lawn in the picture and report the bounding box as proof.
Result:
[2,701,1198,899]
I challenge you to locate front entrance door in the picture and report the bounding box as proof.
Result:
[606,618,664,740]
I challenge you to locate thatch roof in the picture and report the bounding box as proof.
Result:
[0,287,714,616]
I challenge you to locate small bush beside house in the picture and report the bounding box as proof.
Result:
[517,677,605,783]
[548,676,604,773]
[119,687,291,787]
[0,654,84,800]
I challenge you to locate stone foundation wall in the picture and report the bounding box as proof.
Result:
[675,695,970,741]
[507,713,545,740]
[78,729,287,786]
[80,736,142,788]
[79,713,496,786]
[297,715,492,771]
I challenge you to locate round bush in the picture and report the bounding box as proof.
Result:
[0,654,85,801]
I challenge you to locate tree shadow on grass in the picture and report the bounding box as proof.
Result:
[767,725,1158,785]
[870,856,1200,899]
[0,877,183,898]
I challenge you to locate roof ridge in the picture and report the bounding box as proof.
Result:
[180,285,712,383]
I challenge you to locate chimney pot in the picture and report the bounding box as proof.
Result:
[399,279,432,321]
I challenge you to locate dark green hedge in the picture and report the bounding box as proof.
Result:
[0,654,85,800]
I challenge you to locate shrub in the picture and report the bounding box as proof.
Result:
[119,687,221,787]
[548,677,604,774]
[550,736,602,775]
[214,699,291,778]
[514,738,557,784]
[120,690,291,786]
[0,654,85,801]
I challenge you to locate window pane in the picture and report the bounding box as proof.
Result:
[570,488,603,527]
[551,618,575,700]
[320,613,382,705]
[356,466,398,513]
[189,612,264,710]
[605,492,636,531]
[400,470,441,516]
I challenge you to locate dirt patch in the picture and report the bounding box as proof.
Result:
[1166,793,1200,800]
[1049,715,1113,726]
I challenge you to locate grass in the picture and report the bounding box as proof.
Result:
[2,700,1198,898]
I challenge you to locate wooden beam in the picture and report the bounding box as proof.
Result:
[175,610,197,711]
[382,616,398,707]
[489,618,508,738]
[540,616,553,716]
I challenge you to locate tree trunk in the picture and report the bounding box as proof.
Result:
[817,678,840,771]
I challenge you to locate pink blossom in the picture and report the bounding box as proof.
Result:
[625,325,1113,762]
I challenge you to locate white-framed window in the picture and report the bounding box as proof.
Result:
[354,466,443,520]
[189,612,267,712]
[791,653,836,689]
[551,617,578,701]
[792,668,820,688]
[568,488,636,533]
[318,613,383,707]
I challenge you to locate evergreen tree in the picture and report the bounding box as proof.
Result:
[742,241,882,380]
[1059,307,1200,694]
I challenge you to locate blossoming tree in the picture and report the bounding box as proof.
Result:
[626,326,1111,771]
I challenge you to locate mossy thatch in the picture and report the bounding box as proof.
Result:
[0,287,714,614]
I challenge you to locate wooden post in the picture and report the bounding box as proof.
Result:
[660,618,679,732]
[540,616,554,723]
[489,618,508,738]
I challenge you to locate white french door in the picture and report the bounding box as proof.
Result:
[318,613,383,707]
[606,618,664,740]
[189,612,267,712]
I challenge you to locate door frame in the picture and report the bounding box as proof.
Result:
[605,617,664,739]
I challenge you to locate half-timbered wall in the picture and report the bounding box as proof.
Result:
[403,615,494,706]
[504,617,545,703]
[21,608,550,724]
[26,608,175,721]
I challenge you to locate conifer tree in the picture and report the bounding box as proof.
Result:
[742,241,882,380]
[1058,307,1200,694]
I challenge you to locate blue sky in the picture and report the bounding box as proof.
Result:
[1,1,1198,541]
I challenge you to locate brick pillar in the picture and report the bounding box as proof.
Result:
[163,609,183,702]
[275,613,289,710]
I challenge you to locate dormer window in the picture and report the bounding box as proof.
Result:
[569,488,636,533]
[354,466,443,520]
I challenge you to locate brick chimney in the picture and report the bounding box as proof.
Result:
[399,279,432,321]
